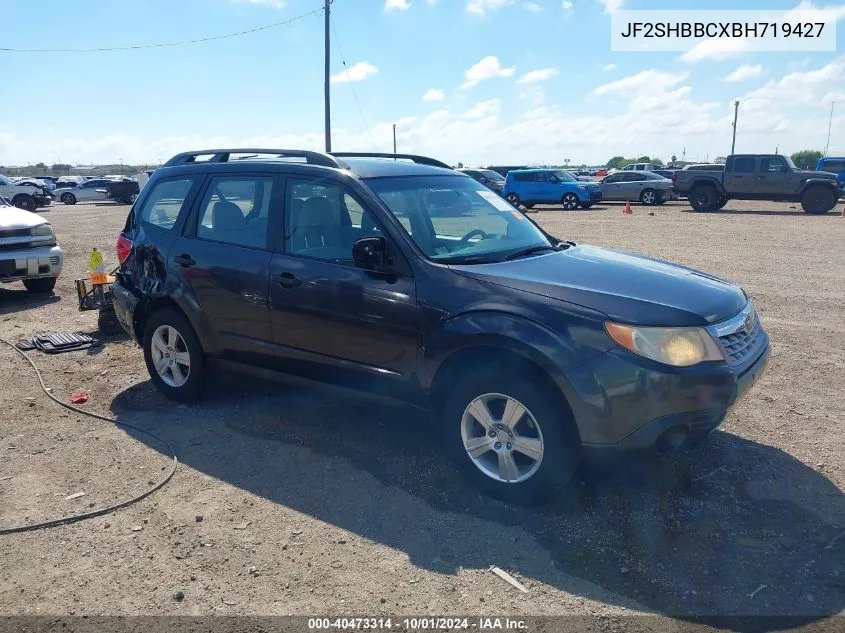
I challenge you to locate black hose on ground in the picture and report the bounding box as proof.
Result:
[0,337,178,535]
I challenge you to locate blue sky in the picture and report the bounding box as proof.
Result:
[1,0,843,166]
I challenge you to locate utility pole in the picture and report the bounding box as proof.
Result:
[824,101,835,156]
[393,124,397,154]
[731,100,740,155]
[324,0,332,153]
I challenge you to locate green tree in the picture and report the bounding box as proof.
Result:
[51,163,72,172]
[606,156,627,169]
[637,155,651,163]
[671,154,677,163]
[34,162,47,169]
[790,150,823,170]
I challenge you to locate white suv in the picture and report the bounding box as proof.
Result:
[0,197,64,292]
[0,174,52,211]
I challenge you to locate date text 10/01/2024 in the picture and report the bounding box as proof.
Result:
[307,618,528,630]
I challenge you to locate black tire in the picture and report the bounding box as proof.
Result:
[523,203,535,210]
[689,184,719,212]
[22,277,57,293]
[506,193,520,208]
[97,307,123,335]
[714,197,728,210]
[61,193,76,205]
[800,186,835,215]
[578,202,593,209]
[561,192,579,210]
[143,307,207,402]
[639,189,659,206]
[441,369,580,505]
[12,195,36,212]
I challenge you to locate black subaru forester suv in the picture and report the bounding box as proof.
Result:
[112,149,769,504]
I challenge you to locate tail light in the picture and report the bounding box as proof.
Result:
[116,234,133,264]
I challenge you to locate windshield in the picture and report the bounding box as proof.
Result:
[0,174,13,186]
[552,170,578,182]
[477,169,505,182]
[784,156,798,170]
[367,175,553,263]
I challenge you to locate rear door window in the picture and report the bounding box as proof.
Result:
[137,177,196,232]
[732,157,757,173]
[196,176,275,250]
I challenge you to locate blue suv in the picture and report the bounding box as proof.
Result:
[816,157,845,189]
[504,168,602,210]
[111,149,769,504]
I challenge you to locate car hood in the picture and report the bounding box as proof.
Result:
[800,170,839,181]
[0,205,49,230]
[450,244,747,327]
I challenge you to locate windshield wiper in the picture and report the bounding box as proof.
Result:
[504,245,559,261]
[436,255,499,265]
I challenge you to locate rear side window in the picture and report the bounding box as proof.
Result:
[733,157,757,173]
[196,176,274,250]
[512,172,532,182]
[138,178,194,231]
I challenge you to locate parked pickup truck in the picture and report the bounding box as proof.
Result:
[674,154,842,214]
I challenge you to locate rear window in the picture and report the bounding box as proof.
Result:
[138,178,195,231]
[820,159,845,172]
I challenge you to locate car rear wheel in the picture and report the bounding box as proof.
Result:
[143,308,207,402]
[640,189,658,205]
[561,192,579,210]
[12,195,36,212]
[22,277,57,293]
[689,184,719,212]
[61,193,76,205]
[442,370,580,504]
[506,193,520,208]
[801,186,835,214]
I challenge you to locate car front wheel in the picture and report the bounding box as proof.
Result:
[801,186,835,214]
[61,193,77,205]
[561,192,579,210]
[442,371,580,504]
[12,195,36,212]
[143,308,207,402]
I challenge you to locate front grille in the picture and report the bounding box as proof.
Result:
[50,256,60,266]
[0,228,31,238]
[719,313,764,365]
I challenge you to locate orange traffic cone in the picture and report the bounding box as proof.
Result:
[624,200,632,214]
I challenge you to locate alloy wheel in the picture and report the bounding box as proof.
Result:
[562,193,578,210]
[460,393,544,484]
[150,325,191,388]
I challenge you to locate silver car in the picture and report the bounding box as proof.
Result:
[600,170,676,205]
[53,178,113,205]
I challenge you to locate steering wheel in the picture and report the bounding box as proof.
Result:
[458,229,488,245]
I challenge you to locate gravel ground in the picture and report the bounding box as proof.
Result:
[0,199,843,626]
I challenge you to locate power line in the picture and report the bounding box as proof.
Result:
[330,15,381,152]
[0,7,323,53]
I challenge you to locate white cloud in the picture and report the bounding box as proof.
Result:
[384,0,411,11]
[591,69,688,97]
[595,0,622,13]
[524,2,542,11]
[466,0,516,15]
[461,56,516,89]
[681,2,845,63]
[603,63,617,71]
[329,61,379,84]
[722,64,764,83]
[515,68,559,84]
[229,0,286,7]
[423,88,445,101]
[562,0,573,13]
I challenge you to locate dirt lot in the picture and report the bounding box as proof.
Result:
[0,198,843,625]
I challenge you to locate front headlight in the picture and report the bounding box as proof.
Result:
[576,185,589,190]
[605,322,725,367]
[31,223,56,245]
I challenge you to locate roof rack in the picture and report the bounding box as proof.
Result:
[162,149,347,169]
[330,152,452,170]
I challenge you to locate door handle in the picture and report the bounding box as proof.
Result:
[174,253,195,267]
[277,272,302,288]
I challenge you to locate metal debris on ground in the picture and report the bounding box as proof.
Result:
[489,566,528,593]
[64,492,86,500]
[16,333,98,354]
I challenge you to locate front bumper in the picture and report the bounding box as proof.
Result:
[0,244,64,283]
[567,336,770,456]
[111,279,141,342]
[34,193,52,206]
[578,189,602,202]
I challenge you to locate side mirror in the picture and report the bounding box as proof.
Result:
[352,236,387,268]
